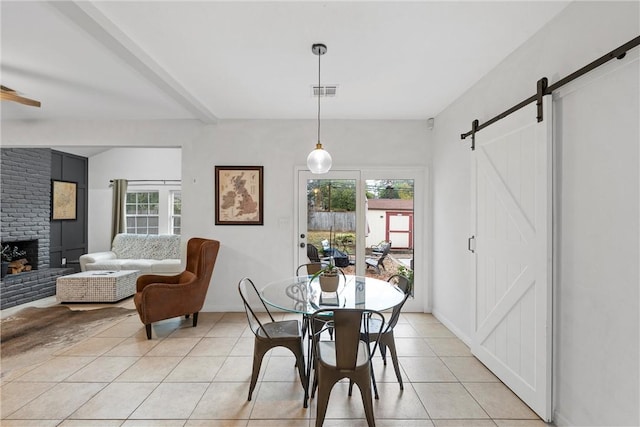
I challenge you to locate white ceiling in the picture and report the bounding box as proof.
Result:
[1,1,570,123]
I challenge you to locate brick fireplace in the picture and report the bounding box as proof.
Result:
[0,148,71,309]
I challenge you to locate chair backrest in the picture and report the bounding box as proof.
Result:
[307,244,321,262]
[312,308,385,370]
[238,277,276,338]
[185,238,220,279]
[296,262,322,277]
[385,274,411,331]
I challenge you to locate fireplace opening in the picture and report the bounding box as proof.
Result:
[1,239,39,274]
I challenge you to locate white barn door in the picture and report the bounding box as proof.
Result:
[471,99,552,421]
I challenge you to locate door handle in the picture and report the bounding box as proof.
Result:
[299,242,306,248]
[468,236,475,253]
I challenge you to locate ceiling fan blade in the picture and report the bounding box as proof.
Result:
[0,86,41,107]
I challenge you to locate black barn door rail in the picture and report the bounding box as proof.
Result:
[461,35,640,150]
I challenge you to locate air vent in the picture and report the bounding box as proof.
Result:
[311,85,338,97]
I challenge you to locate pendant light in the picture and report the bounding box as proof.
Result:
[307,43,332,174]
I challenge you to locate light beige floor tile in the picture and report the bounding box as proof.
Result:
[213,356,257,382]
[58,337,126,357]
[206,323,247,338]
[230,337,255,356]
[14,356,96,382]
[0,381,56,417]
[376,421,435,427]
[399,357,457,382]
[404,312,440,324]
[189,337,239,356]
[130,382,208,419]
[165,356,226,382]
[369,381,430,419]
[196,312,225,324]
[115,356,182,382]
[7,382,107,419]
[190,382,255,419]
[148,318,186,339]
[392,337,436,357]
[262,356,305,383]
[493,421,549,427]
[249,381,309,419]
[96,318,143,338]
[103,337,160,356]
[66,356,139,382]
[219,311,250,325]
[413,383,489,419]
[463,383,539,419]
[410,322,455,338]
[316,381,366,420]
[145,337,201,357]
[0,420,61,426]
[370,356,407,384]
[247,420,307,426]
[390,323,420,337]
[426,338,472,357]
[189,421,249,427]
[433,420,497,427]
[70,382,157,419]
[122,420,186,427]
[59,420,124,426]
[441,357,499,382]
[169,323,215,338]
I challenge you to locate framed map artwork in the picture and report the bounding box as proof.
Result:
[51,180,77,220]
[215,166,263,225]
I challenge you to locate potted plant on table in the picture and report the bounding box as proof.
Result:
[312,258,340,293]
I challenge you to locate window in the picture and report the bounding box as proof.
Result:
[126,191,159,234]
[171,191,181,235]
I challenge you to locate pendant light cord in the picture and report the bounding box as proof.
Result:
[317,47,321,144]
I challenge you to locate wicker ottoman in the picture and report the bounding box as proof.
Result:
[56,270,139,303]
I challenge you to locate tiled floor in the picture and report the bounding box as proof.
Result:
[0,297,548,427]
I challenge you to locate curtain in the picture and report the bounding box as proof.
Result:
[111,179,128,242]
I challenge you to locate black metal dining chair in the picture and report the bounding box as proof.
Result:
[238,277,309,408]
[310,308,385,427]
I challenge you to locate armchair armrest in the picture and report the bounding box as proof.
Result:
[136,272,187,292]
[79,251,116,271]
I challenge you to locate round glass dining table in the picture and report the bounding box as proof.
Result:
[260,274,405,315]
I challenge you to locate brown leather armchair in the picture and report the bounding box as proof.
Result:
[134,237,220,339]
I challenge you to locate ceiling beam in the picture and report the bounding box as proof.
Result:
[50,1,218,124]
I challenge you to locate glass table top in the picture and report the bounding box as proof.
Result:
[260,275,405,315]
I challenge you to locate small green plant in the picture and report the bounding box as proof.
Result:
[397,264,414,287]
[1,245,26,262]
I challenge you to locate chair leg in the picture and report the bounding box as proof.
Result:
[379,342,387,365]
[356,375,376,427]
[185,314,190,319]
[315,371,338,427]
[248,345,267,401]
[385,333,403,390]
[145,324,152,340]
[192,312,199,327]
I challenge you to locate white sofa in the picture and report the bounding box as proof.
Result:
[79,234,182,275]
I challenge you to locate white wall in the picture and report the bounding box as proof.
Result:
[431,2,639,425]
[88,147,182,252]
[180,119,429,312]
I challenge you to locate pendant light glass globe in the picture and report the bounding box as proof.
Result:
[307,142,332,174]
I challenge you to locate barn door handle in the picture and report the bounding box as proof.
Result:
[468,236,475,253]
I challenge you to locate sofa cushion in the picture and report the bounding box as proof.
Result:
[112,234,149,259]
[145,234,181,260]
[150,259,182,274]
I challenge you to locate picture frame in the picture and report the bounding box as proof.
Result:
[215,166,264,225]
[51,180,77,220]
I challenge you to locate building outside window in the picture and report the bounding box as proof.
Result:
[126,191,159,234]
[171,191,181,235]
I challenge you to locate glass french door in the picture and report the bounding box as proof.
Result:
[297,168,423,312]
[297,170,364,275]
